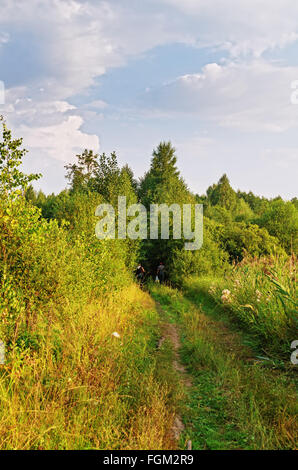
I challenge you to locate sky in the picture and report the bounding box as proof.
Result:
[0,0,298,199]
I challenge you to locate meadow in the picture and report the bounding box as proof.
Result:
[0,118,297,449]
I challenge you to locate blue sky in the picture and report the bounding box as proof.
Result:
[0,0,298,198]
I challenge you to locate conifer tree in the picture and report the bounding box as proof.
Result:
[207,174,236,210]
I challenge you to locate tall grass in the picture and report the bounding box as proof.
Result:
[151,284,298,450]
[184,256,297,357]
[0,196,176,449]
[0,285,175,449]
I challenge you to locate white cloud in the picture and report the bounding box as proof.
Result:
[86,100,108,109]
[0,0,189,170]
[2,86,98,166]
[19,115,99,163]
[262,147,298,169]
[0,0,188,100]
[1,0,298,103]
[143,60,298,132]
[163,0,298,56]
[1,0,298,197]
[0,32,9,46]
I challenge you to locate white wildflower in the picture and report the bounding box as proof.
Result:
[222,289,231,296]
[208,285,216,295]
[112,332,121,339]
[221,289,232,303]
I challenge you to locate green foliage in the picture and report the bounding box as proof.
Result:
[205,205,233,225]
[139,142,196,276]
[207,174,237,210]
[65,149,99,193]
[234,198,254,222]
[237,190,270,216]
[291,197,298,210]
[0,126,137,346]
[191,257,297,356]
[140,141,190,206]
[19,134,295,285]
[0,116,40,196]
[64,149,138,207]
[219,222,286,262]
[0,195,135,347]
[170,218,229,285]
[257,199,298,254]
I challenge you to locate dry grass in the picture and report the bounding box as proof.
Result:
[0,285,174,449]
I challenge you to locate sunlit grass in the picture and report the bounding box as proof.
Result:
[0,285,174,449]
[183,256,297,357]
[151,283,298,450]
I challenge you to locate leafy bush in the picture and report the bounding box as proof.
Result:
[256,199,298,254]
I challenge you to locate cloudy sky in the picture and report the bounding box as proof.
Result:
[0,0,298,198]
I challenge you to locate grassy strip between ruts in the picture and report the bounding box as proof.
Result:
[150,282,298,450]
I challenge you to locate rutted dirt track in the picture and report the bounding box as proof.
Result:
[153,288,298,451]
[156,302,192,448]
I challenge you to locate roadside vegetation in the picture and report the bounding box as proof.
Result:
[151,283,297,450]
[183,255,297,358]
[0,116,297,449]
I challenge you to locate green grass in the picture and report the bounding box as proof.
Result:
[0,286,178,450]
[181,276,270,357]
[183,258,297,359]
[150,283,298,450]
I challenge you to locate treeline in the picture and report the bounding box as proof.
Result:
[0,120,136,350]
[1,116,297,350]
[1,118,296,449]
[25,142,297,282]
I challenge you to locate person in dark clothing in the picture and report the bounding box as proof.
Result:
[157,262,165,284]
[135,264,145,284]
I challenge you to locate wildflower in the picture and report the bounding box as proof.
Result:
[221,295,232,303]
[256,289,262,302]
[112,332,121,339]
[221,289,232,303]
[222,289,231,296]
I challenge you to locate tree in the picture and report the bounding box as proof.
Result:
[205,205,233,225]
[139,142,195,276]
[25,184,37,205]
[219,222,285,262]
[257,200,298,253]
[93,152,120,201]
[291,197,298,211]
[0,116,40,196]
[122,164,138,193]
[207,174,237,210]
[65,149,99,193]
[237,190,269,215]
[140,142,190,206]
[234,198,254,222]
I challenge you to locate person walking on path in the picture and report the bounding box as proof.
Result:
[157,261,165,284]
[135,264,145,285]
